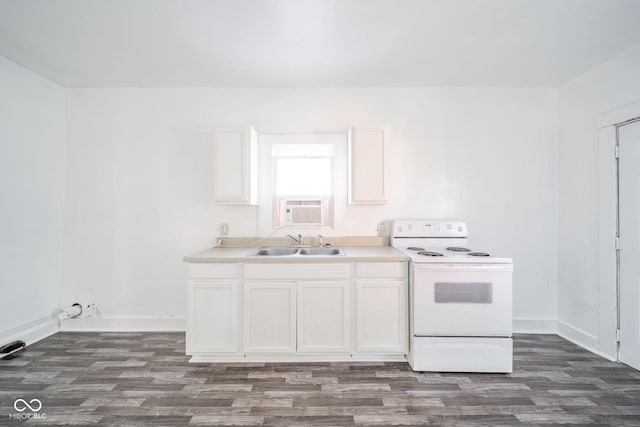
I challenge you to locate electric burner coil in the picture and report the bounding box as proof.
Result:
[417,251,444,257]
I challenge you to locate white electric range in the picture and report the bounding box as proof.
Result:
[391,219,513,373]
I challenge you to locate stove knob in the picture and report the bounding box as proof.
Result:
[446,224,452,229]
[457,226,463,232]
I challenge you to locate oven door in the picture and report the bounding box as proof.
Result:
[412,263,512,336]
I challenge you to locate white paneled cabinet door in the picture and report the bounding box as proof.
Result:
[355,279,407,353]
[244,281,296,353]
[186,281,240,354]
[348,126,389,204]
[297,281,350,353]
[212,126,258,204]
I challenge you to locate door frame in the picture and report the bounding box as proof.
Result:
[597,101,640,361]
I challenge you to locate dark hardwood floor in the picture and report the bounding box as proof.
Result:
[1,333,639,426]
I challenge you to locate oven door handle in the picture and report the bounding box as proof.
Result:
[412,264,513,272]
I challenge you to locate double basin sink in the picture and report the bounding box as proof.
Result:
[247,246,345,257]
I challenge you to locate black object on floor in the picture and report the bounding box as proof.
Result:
[0,340,26,359]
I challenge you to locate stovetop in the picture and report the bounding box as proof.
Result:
[394,245,512,264]
[390,219,512,264]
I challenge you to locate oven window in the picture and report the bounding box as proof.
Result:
[434,282,492,303]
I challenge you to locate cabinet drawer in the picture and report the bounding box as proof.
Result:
[355,262,407,278]
[244,263,350,280]
[187,263,239,279]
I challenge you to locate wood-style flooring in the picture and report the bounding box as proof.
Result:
[1,333,639,426]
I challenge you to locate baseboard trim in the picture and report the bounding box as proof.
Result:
[59,316,186,332]
[557,320,616,362]
[58,317,559,335]
[0,315,58,348]
[190,354,407,363]
[513,318,557,334]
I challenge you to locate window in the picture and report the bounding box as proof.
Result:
[272,144,334,227]
[257,133,348,234]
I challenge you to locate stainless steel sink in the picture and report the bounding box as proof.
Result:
[248,247,300,256]
[298,247,345,256]
[247,246,345,257]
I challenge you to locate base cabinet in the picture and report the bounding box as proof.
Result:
[186,280,240,354]
[186,261,407,362]
[297,281,350,353]
[355,279,407,353]
[244,281,297,353]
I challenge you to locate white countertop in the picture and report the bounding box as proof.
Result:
[183,245,408,263]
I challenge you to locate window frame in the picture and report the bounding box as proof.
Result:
[257,133,348,235]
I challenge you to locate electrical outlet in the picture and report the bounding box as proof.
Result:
[376,223,386,235]
[219,223,229,236]
[85,304,101,318]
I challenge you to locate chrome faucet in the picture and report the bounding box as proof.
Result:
[286,234,304,246]
[318,234,323,247]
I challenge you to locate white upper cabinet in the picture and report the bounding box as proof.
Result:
[348,125,389,205]
[212,126,258,204]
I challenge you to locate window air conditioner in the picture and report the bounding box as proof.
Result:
[276,199,331,227]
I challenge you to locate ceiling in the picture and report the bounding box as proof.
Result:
[1,0,640,88]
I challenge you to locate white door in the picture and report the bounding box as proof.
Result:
[297,281,350,352]
[243,281,296,353]
[619,120,640,371]
[212,127,257,204]
[186,280,240,354]
[348,126,389,205]
[354,279,407,353]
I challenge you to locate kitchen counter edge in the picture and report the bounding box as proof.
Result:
[183,246,409,263]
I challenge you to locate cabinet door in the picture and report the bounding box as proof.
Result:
[212,126,257,204]
[186,280,240,354]
[244,281,296,353]
[348,126,389,205]
[297,281,350,353]
[354,279,407,353]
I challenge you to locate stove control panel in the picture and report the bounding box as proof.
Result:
[392,219,467,238]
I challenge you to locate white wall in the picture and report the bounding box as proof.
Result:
[0,55,66,344]
[558,42,640,357]
[62,87,558,329]
[3,35,638,349]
